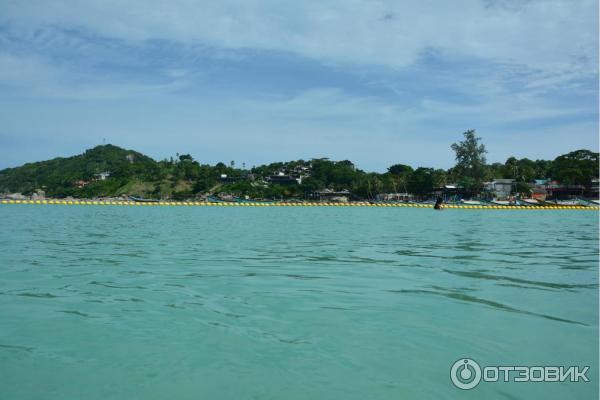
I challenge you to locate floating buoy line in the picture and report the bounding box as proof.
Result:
[0,199,598,210]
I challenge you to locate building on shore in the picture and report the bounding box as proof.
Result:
[433,184,465,201]
[375,193,413,202]
[589,179,599,198]
[530,179,597,200]
[32,190,45,200]
[2,193,28,200]
[543,181,586,199]
[310,189,350,202]
[483,179,515,200]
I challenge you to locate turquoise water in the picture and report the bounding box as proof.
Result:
[0,206,597,399]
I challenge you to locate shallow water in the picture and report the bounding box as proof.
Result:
[0,206,597,399]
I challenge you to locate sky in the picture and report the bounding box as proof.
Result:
[0,0,598,171]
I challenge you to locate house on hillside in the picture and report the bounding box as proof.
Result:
[96,172,111,181]
[219,174,241,183]
[267,172,302,185]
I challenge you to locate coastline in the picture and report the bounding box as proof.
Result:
[1,198,598,210]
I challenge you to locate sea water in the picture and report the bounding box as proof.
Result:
[0,205,597,399]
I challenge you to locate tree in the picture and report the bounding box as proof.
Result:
[387,164,413,175]
[514,181,532,196]
[551,150,599,187]
[432,169,448,188]
[300,177,325,193]
[504,157,519,180]
[516,158,537,182]
[503,157,537,182]
[407,168,435,196]
[487,162,504,180]
[385,164,413,193]
[451,130,487,194]
[534,159,552,179]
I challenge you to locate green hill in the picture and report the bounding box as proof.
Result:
[0,145,159,198]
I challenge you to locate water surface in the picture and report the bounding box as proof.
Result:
[0,206,597,399]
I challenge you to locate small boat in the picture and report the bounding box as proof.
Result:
[542,199,580,206]
[489,200,512,206]
[536,199,555,206]
[556,200,581,206]
[577,198,599,206]
[235,198,276,204]
[517,199,541,207]
[460,199,484,206]
[414,200,435,205]
[129,196,159,203]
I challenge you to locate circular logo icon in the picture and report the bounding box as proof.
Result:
[450,358,482,390]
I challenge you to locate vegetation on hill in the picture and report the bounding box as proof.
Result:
[0,132,597,200]
[0,145,156,197]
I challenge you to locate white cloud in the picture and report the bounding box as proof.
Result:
[1,0,596,75]
[0,0,596,103]
[0,0,596,170]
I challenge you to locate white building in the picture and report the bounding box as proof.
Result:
[96,172,111,180]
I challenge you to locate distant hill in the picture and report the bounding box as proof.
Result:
[0,145,159,197]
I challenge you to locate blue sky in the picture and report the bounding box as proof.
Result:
[0,0,597,171]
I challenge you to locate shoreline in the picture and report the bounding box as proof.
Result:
[1,198,598,210]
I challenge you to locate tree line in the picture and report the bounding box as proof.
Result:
[0,131,597,199]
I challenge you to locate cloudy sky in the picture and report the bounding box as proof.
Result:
[0,0,597,171]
